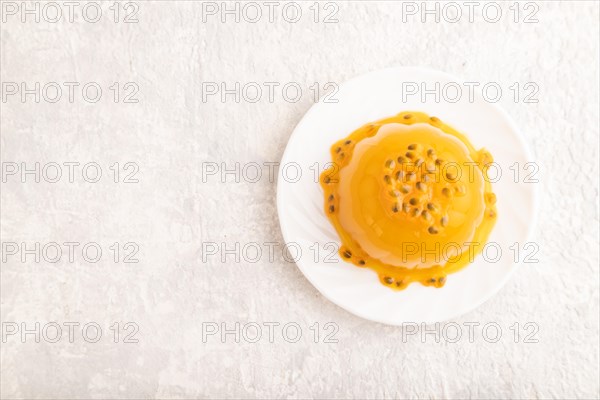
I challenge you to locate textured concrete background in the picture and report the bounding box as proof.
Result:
[1,1,599,399]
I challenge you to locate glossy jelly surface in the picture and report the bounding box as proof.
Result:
[320,112,497,290]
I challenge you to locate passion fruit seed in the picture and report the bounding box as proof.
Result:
[422,175,431,183]
[427,203,438,212]
[411,208,420,217]
[384,276,394,284]
[328,194,334,201]
[392,203,399,213]
[395,171,405,180]
[427,149,435,157]
[345,140,351,145]
[409,197,418,206]
[440,216,448,227]
[343,250,352,258]
[402,203,411,213]
[406,151,415,159]
[429,278,436,283]
[406,172,416,181]
[415,158,424,167]
[438,277,446,283]
[416,182,426,191]
[400,185,411,194]
[408,144,417,150]
[435,159,444,165]
[428,226,439,234]
[397,156,406,164]
[485,193,497,204]
[421,210,432,221]
[430,116,440,122]
[385,159,396,169]
[329,205,335,213]
[389,190,400,197]
[384,175,391,184]
[403,114,412,120]
[358,260,366,265]
[446,171,457,181]
[441,187,451,197]
[455,184,466,196]
[488,209,497,218]
[324,176,331,184]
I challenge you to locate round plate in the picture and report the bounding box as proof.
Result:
[276,67,537,325]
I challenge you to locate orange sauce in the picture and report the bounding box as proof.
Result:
[320,111,497,290]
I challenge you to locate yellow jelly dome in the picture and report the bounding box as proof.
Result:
[320,111,497,290]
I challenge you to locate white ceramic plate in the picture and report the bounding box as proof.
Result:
[276,67,537,325]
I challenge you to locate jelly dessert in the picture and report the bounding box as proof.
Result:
[320,111,497,290]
